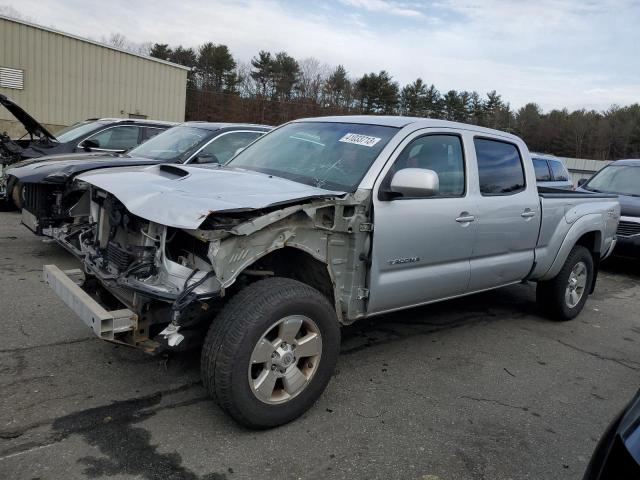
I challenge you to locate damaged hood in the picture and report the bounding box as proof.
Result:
[7,153,166,184]
[78,164,344,229]
[0,94,56,141]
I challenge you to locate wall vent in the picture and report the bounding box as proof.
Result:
[0,67,24,90]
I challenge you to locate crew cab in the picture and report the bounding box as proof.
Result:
[43,116,620,429]
[1,93,175,205]
[10,122,270,236]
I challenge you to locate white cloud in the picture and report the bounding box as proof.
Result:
[4,0,640,111]
[339,0,424,17]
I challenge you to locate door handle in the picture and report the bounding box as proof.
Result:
[521,209,536,218]
[455,214,475,223]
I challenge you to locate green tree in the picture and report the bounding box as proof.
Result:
[169,46,197,87]
[149,43,172,61]
[515,103,543,150]
[355,71,399,114]
[468,91,484,125]
[423,84,442,118]
[271,52,300,100]
[250,51,273,97]
[324,65,350,107]
[400,78,427,116]
[442,90,461,121]
[197,43,237,92]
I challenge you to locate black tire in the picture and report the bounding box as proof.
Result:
[201,277,340,429]
[536,245,594,321]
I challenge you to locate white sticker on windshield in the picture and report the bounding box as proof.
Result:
[339,133,382,147]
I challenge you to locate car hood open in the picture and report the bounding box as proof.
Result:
[0,94,56,141]
[78,164,344,229]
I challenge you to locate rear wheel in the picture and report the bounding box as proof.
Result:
[536,245,594,321]
[201,277,340,429]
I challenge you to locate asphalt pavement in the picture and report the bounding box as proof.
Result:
[1,210,639,480]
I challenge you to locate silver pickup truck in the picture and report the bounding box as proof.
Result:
[44,116,620,428]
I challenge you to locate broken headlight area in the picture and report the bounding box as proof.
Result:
[21,181,90,235]
[55,189,223,351]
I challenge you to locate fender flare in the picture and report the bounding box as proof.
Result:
[538,214,604,282]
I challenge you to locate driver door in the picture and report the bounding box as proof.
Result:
[367,130,477,314]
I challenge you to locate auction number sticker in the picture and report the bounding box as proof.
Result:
[339,133,382,147]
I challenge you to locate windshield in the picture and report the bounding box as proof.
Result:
[54,121,108,143]
[127,125,212,161]
[584,165,640,196]
[227,122,398,191]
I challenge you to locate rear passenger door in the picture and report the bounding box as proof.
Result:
[468,137,540,291]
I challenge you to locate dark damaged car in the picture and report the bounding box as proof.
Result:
[11,122,270,236]
[578,159,640,257]
[1,93,175,204]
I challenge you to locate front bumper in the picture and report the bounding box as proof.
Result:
[43,264,138,341]
[615,216,640,257]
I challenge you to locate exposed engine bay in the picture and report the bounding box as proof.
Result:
[53,185,372,353]
[0,132,24,198]
[0,131,24,165]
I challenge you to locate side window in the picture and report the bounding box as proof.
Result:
[474,138,525,195]
[386,134,465,197]
[199,131,263,164]
[533,158,551,181]
[142,127,165,141]
[549,160,569,181]
[86,126,141,151]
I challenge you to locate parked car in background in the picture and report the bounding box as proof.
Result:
[583,389,640,479]
[532,153,573,189]
[11,122,270,236]
[578,159,640,257]
[43,116,619,428]
[1,93,175,206]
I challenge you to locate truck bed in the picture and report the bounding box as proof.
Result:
[531,188,619,280]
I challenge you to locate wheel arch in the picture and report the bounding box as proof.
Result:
[538,214,604,283]
[234,245,342,322]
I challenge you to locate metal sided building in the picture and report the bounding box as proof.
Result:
[0,15,189,136]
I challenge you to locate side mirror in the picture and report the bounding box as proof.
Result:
[80,139,100,151]
[194,153,218,164]
[390,168,439,198]
[577,178,588,187]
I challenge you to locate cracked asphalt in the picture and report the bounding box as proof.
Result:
[1,210,639,480]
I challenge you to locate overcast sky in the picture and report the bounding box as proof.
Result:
[3,0,639,111]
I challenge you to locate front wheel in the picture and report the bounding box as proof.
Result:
[201,277,340,429]
[536,245,594,321]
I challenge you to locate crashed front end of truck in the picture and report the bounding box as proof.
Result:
[45,167,372,354]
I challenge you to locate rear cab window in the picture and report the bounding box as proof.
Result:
[532,158,551,182]
[549,160,569,181]
[474,138,526,195]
